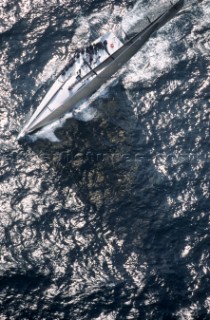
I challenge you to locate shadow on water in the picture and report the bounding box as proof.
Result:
[28,79,136,207]
[28,52,209,320]
[1,0,209,318]
[16,66,210,319]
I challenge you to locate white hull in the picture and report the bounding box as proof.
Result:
[18,0,184,139]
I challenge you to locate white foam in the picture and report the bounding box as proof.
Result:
[181,245,192,258]
[29,77,116,142]
[30,90,104,142]
[28,9,126,142]
[69,80,112,122]
[122,35,173,89]
[121,0,170,35]
[31,112,74,142]
[73,103,97,122]
[120,0,183,89]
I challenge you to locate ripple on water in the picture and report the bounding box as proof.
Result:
[0,0,210,319]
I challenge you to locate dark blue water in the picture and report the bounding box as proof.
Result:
[0,0,210,319]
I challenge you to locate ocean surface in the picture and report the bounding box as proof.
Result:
[0,0,210,319]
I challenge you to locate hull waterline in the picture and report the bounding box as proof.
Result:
[18,0,184,140]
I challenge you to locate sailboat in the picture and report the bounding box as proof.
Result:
[18,0,184,140]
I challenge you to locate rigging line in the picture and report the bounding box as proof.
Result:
[83,59,98,75]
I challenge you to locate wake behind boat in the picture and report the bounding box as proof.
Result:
[18,0,184,140]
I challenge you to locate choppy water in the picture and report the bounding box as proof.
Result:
[0,0,210,319]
